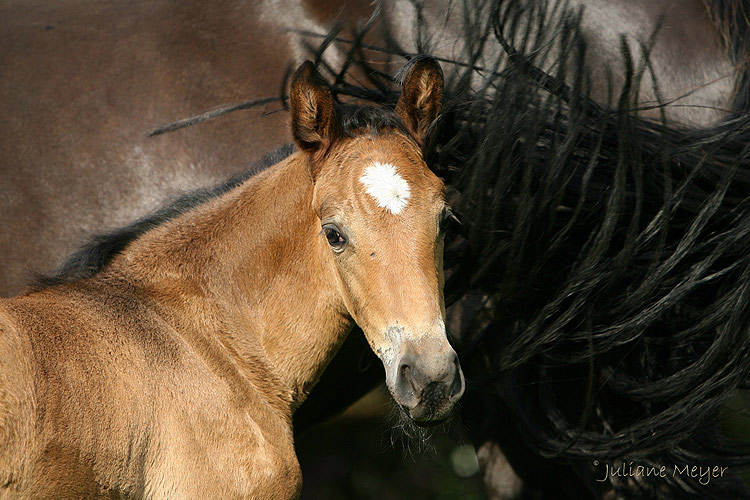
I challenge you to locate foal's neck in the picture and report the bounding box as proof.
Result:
[117,153,351,414]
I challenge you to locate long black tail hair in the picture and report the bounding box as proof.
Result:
[301,1,750,497]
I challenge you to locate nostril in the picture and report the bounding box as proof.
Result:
[397,361,418,397]
[449,367,464,399]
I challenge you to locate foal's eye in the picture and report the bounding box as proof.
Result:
[323,225,347,251]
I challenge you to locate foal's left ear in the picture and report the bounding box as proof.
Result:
[395,57,444,146]
[289,61,340,156]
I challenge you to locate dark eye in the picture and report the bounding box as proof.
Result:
[323,225,347,251]
[439,207,461,234]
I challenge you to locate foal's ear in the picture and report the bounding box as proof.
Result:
[395,57,444,146]
[289,61,339,155]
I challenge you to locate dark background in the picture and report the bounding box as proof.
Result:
[297,386,489,500]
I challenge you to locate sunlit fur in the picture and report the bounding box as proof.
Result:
[0,61,463,499]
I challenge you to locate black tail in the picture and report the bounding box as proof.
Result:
[298,1,750,498]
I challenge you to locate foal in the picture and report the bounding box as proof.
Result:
[0,59,463,499]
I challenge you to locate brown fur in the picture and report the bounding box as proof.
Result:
[395,58,444,146]
[0,61,462,499]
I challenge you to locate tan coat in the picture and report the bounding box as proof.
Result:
[0,59,463,499]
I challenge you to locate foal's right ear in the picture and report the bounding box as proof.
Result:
[395,57,444,146]
[289,61,339,155]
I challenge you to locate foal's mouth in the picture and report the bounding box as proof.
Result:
[400,406,452,427]
[395,368,464,425]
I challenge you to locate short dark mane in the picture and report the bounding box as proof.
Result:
[338,103,408,137]
[30,144,295,291]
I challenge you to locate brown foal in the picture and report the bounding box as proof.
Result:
[0,59,464,499]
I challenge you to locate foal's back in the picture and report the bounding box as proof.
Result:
[0,282,299,499]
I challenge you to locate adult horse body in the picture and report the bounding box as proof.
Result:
[1,0,745,298]
[383,0,745,126]
[0,60,464,498]
[0,0,374,297]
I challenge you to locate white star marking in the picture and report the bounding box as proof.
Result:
[359,162,411,214]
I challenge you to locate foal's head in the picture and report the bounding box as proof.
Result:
[289,59,464,423]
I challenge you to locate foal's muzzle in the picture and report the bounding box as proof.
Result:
[391,345,465,424]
